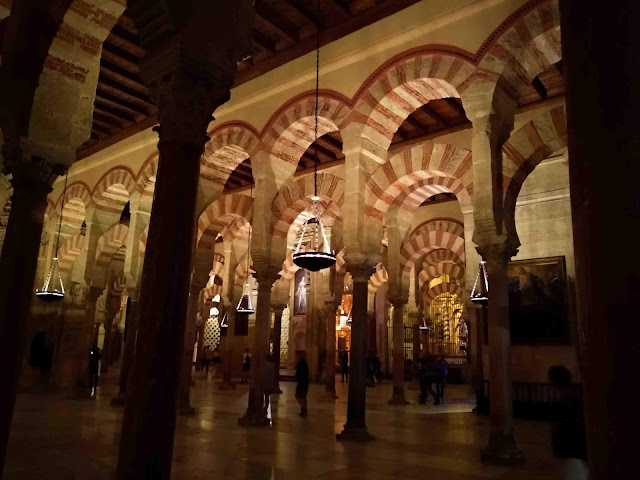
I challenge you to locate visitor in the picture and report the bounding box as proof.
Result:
[89,347,101,395]
[295,350,309,417]
[418,355,440,405]
[212,347,220,364]
[373,354,382,383]
[548,365,588,480]
[340,349,349,383]
[262,354,276,415]
[437,356,448,402]
[366,352,376,386]
[241,348,251,383]
[202,346,213,375]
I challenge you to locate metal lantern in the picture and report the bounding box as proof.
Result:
[470,260,489,305]
[36,172,68,302]
[292,1,335,273]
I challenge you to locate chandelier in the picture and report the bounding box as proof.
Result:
[237,184,255,314]
[292,0,336,273]
[36,172,68,302]
[470,261,489,305]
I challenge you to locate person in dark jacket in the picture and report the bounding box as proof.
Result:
[548,365,588,480]
[89,347,101,394]
[339,350,349,383]
[295,351,309,417]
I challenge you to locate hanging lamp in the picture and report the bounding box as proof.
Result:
[470,260,489,305]
[237,183,255,314]
[36,172,68,302]
[293,0,336,273]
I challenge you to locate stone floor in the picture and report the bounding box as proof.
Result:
[5,368,563,479]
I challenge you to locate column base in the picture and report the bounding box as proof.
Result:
[480,434,526,466]
[336,424,374,442]
[388,387,409,405]
[219,380,236,390]
[110,392,126,406]
[178,404,196,416]
[238,410,270,427]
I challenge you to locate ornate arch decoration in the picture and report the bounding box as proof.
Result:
[263,91,350,173]
[203,283,223,302]
[418,262,465,290]
[423,282,465,307]
[53,181,92,228]
[279,252,299,281]
[400,230,465,285]
[201,122,260,186]
[111,273,128,297]
[365,142,472,219]
[139,224,149,260]
[424,248,465,269]
[234,250,254,287]
[136,152,158,197]
[271,172,344,238]
[211,253,225,277]
[92,167,136,214]
[95,224,129,270]
[196,193,253,249]
[410,217,465,239]
[368,263,388,294]
[335,248,347,274]
[57,234,85,273]
[502,104,567,236]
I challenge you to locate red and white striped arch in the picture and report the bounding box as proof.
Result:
[57,234,85,273]
[139,225,148,260]
[111,273,127,297]
[368,263,388,294]
[423,248,465,270]
[350,52,475,149]
[423,282,465,307]
[365,143,472,219]
[203,283,223,302]
[263,93,349,168]
[211,253,225,277]
[410,218,465,239]
[418,262,465,289]
[279,252,298,281]
[234,250,254,286]
[55,182,91,228]
[93,167,136,214]
[400,230,465,282]
[95,224,128,269]
[502,105,567,235]
[201,123,260,185]
[196,194,253,250]
[272,172,344,239]
[136,153,158,197]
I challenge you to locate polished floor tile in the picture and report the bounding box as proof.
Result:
[4,369,563,479]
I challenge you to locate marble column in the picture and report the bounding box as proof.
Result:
[477,241,524,465]
[111,291,139,406]
[560,1,640,475]
[388,296,409,405]
[239,269,278,426]
[271,304,286,394]
[178,284,201,415]
[0,152,63,472]
[323,298,339,399]
[100,307,118,374]
[337,265,374,442]
[116,77,231,479]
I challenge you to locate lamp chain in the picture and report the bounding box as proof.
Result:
[313,0,320,198]
[55,171,69,258]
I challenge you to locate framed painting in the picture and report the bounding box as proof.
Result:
[508,256,569,345]
[294,268,307,315]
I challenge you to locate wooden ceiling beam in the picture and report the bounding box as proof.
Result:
[309,141,339,160]
[252,29,277,54]
[230,169,254,183]
[97,81,155,114]
[95,91,148,120]
[532,76,548,99]
[93,111,127,130]
[317,133,343,151]
[106,31,145,58]
[421,104,448,127]
[444,97,466,116]
[101,49,140,75]
[256,2,299,44]
[333,0,352,14]
[405,114,427,133]
[285,0,318,25]
[98,73,154,107]
[99,64,149,96]
[93,103,136,125]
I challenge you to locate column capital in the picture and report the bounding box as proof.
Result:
[2,138,67,192]
[346,258,377,285]
[254,266,280,290]
[388,293,408,309]
[272,304,286,316]
[476,236,519,267]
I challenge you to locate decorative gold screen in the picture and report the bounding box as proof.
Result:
[427,292,467,361]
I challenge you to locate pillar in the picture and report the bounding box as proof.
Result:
[271,304,286,394]
[195,322,205,372]
[219,306,238,390]
[337,265,374,442]
[0,152,63,472]
[323,297,339,399]
[111,289,140,406]
[477,241,524,465]
[560,1,640,476]
[388,295,409,405]
[100,307,118,374]
[116,77,233,479]
[238,269,278,426]
[178,283,201,415]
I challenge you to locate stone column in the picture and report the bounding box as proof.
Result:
[388,295,409,405]
[239,269,278,426]
[111,289,140,406]
[116,76,233,479]
[100,306,118,374]
[337,265,374,442]
[560,2,640,475]
[477,240,524,465]
[219,305,238,390]
[0,150,63,470]
[271,304,286,394]
[195,322,205,372]
[323,297,339,399]
[178,283,201,415]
